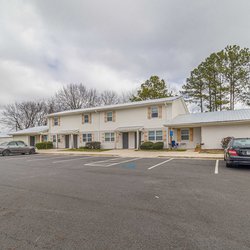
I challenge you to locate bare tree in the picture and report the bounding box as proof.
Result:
[1,101,48,131]
[100,90,120,105]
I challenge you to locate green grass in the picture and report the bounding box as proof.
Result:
[137,148,187,152]
[65,148,111,152]
[200,149,224,154]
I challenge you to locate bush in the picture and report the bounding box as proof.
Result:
[140,141,154,150]
[221,137,233,149]
[85,141,101,150]
[152,142,164,150]
[36,141,53,149]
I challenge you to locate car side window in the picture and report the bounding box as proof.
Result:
[17,141,25,146]
[8,142,17,147]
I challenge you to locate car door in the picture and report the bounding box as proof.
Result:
[16,141,28,154]
[7,141,19,154]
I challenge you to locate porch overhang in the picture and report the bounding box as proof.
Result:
[56,129,79,135]
[115,126,144,132]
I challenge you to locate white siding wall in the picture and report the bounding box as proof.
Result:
[201,124,250,149]
[171,99,189,119]
[0,137,12,144]
[12,135,29,145]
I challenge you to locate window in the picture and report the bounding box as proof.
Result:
[151,107,159,118]
[17,141,26,147]
[148,130,163,141]
[8,141,17,147]
[105,132,115,142]
[83,133,92,142]
[84,114,89,123]
[53,135,57,143]
[54,117,59,126]
[42,135,48,142]
[181,129,189,141]
[106,111,113,122]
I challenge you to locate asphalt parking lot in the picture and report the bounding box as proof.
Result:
[0,154,249,250]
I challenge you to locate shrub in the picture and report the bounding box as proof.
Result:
[221,137,233,149]
[85,141,101,149]
[36,141,53,149]
[140,141,154,150]
[152,142,164,150]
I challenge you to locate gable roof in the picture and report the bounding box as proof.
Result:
[47,96,184,117]
[165,109,250,127]
[9,126,49,136]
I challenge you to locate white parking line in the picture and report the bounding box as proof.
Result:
[105,158,141,167]
[27,155,74,162]
[84,157,120,166]
[148,158,174,170]
[53,156,96,164]
[215,160,219,174]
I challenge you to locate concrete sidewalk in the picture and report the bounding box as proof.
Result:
[37,149,224,159]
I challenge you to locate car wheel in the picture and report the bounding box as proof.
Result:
[226,162,232,168]
[29,149,35,154]
[2,150,10,156]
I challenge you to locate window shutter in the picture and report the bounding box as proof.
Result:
[79,133,82,142]
[58,117,61,126]
[147,107,151,119]
[144,131,148,141]
[113,111,116,122]
[104,112,107,123]
[189,128,193,142]
[177,129,181,142]
[116,132,119,143]
[82,114,84,124]
[158,106,162,119]
[162,128,167,142]
[52,118,54,127]
[89,114,92,124]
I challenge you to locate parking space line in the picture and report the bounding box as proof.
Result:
[84,157,122,166]
[148,158,174,170]
[27,155,75,162]
[105,158,141,167]
[215,160,219,174]
[53,156,96,164]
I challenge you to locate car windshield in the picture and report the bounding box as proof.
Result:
[233,139,250,148]
[0,142,9,146]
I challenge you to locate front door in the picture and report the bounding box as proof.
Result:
[123,132,129,149]
[30,136,35,147]
[73,135,78,149]
[65,135,70,148]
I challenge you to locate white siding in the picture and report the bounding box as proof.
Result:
[202,124,250,149]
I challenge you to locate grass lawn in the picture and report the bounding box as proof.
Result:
[200,149,224,154]
[137,148,187,152]
[65,148,111,152]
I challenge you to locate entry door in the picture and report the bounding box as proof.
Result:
[30,136,35,147]
[65,135,70,148]
[73,135,78,149]
[123,132,129,149]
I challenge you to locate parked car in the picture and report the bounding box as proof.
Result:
[224,138,250,167]
[0,141,36,156]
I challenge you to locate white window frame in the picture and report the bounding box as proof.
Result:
[83,133,92,142]
[148,130,163,141]
[181,129,189,141]
[105,132,115,142]
[84,114,89,123]
[54,117,59,126]
[151,106,159,118]
[106,111,113,122]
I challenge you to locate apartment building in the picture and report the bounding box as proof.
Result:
[46,97,188,149]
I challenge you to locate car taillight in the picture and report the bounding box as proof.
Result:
[228,149,238,156]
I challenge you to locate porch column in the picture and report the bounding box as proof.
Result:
[39,134,42,143]
[70,134,74,149]
[136,130,139,150]
[56,134,58,149]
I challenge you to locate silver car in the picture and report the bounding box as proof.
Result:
[0,141,36,156]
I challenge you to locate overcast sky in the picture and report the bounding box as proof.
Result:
[0,0,249,107]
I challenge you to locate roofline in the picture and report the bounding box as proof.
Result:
[164,119,250,128]
[47,96,183,118]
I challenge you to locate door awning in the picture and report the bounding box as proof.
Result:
[115,126,144,132]
[57,129,79,135]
